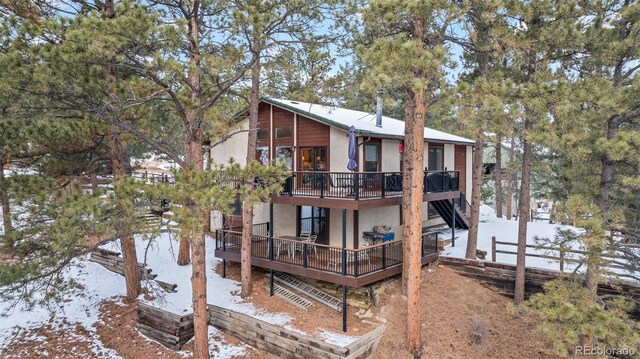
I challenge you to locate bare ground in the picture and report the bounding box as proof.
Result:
[0,261,559,358]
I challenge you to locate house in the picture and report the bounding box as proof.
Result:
[483,140,518,218]
[209,98,475,317]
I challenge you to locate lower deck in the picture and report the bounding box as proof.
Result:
[214,230,439,288]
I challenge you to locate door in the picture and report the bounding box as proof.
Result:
[299,147,327,189]
[298,206,328,244]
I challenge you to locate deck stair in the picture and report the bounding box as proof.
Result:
[139,212,162,229]
[273,272,343,312]
[269,284,313,310]
[431,199,470,230]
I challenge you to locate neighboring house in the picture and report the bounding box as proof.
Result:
[483,141,518,218]
[209,97,475,293]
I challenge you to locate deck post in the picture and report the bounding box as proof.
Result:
[451,198,456,247]
[320,173,325,198]
[491,236,496,262]
[342,285,347,332]
[435,232,439,253]
[222,259,226,278]
[380,173,385,198]
[341,209,347,276]
[382,244,387,269]
[269,203,274,260]
[269,269,274,296]
[355,173,360,200]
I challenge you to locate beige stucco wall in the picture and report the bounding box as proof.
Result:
[381,139,401,172]
[359,206,401,242]
[423,142,429,169]
[210,119,249,167]
[272,204,297,237]
[329,209,354,248]
[444,144,455,171]
[466,145,473,203]
[329,127,350,172]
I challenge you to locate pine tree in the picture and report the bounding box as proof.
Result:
[359,1,450,355]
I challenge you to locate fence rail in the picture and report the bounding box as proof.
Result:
[490,237,639,281]
[215,229,438,278]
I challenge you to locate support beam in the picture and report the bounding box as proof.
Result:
[270,269,274,296]
[222,259,227,278]
[341,209,347,276]
[342,285,347,332]
[451,198,456,247]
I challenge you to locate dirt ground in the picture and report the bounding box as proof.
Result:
[370,264,560,359]
[1,261,559,359]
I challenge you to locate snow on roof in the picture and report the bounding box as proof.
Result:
[263,97,475,145]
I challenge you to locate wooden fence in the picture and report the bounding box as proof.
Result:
[490,237,639,282]
[137,302,386,358]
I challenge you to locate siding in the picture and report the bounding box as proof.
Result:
[455,145,467,195]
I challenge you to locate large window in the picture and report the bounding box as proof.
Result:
[364,144,380,172]
[300,147,327,171]
[428,147,444,170]
[255,147,269,165]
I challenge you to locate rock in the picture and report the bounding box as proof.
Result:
[355,309,374,319]
[476,249,487,260]
[376,316,388,323]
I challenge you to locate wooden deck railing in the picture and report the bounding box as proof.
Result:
[490,237,640,282]
[215,229,438,278]
[279,170,460,200]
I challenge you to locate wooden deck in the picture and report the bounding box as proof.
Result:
[214,230,439,288]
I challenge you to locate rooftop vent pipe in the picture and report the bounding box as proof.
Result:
[375,90,383,128]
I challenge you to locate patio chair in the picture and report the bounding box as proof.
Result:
[292,234,318,259]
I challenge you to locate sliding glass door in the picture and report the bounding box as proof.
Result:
[299,206,328,244]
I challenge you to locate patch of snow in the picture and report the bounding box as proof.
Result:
[0,258,125,357]
[205,326,247,358]
[316,328,359,347]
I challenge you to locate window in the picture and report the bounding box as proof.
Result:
[364,144,379,172]
[428,147,444,170]
[275,127,292,139]
[276,146,293,169]
[255,147,269,165]
[257,129,268,140]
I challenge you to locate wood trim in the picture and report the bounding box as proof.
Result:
[214,250,438,288]
[271,191,461,210]
[269,104,274,161]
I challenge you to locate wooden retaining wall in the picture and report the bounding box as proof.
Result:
[207,304,385,359]
[440,256,640,317]
[137,303,194,350]
[137,303,385,358]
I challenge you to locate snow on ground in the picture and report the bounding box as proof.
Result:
[443,205,582,272]
[1,229,357,357]
[442,205,637,282]
[0,257,125,358]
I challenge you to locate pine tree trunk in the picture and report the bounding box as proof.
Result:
[108,133,141,302]
[506,136,515,220]
[191,226,208,359]
[240,45,261,299]
[514,121,532,304]
[404,19,426,357]
[466,137,483,259]
[0,157,13,241]
[495,138,503,218]
[183,126,208,358]
[184,2,209,357]
[402,85,425,356]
